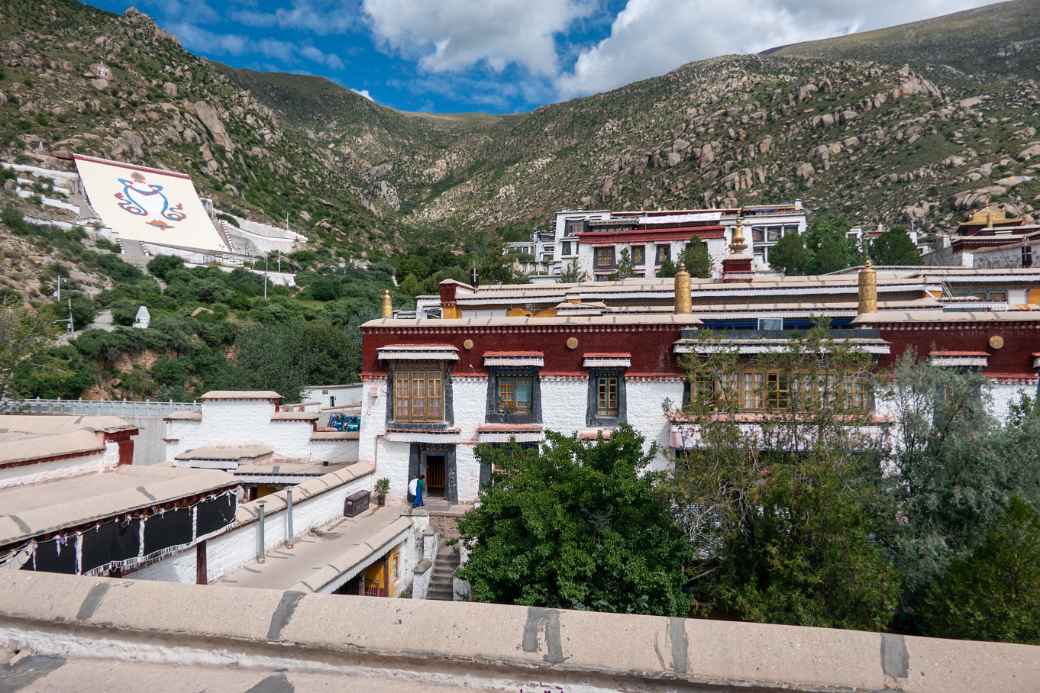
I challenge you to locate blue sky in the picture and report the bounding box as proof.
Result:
[82,0,995,114]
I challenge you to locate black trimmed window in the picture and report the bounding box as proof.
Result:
[486,367,541,424]
[655,244,670,265]
[631,244,646,266]
[594,246,615,269]
[587,368,626,426]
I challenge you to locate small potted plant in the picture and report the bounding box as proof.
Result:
[375,478,390,507]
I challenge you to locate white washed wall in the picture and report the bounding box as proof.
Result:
[627,379,685,471]
[166,400,353,463]
[130,472,374,584]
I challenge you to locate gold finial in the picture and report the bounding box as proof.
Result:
[858,258,877,315]
[381,289,393,319]
[674,260,692,314]
[730,219,748,255]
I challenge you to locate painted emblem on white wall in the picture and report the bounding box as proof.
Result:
[114,171,187,231]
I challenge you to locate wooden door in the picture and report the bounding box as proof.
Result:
[426,455,446,495]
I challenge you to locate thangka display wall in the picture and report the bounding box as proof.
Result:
[7,490,237,576]
[74,154,229,253]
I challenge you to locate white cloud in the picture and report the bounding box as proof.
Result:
[230,1,360,35]
[556,0,997,99]
[166,22,345,70]
[351,88,374,100]
[362,0,596,76]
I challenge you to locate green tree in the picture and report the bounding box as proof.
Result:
[558,259,586,283]
[674,330,898,630]
[919,497,1040,644]
[146,254,185,281]
[803,214,858,274]
[870,227,922,266]
[656,258,677,278]
[768,232,811,275]
[457,427,693,616]
[610,248,636,280]
[0,304,51,399]
[678,237,713,278]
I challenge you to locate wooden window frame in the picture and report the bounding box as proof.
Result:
[597,376,619,417]
[630,244,646,266]
[594,246,616,268]
[392,365,445,423]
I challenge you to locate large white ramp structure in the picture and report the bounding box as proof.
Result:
[73,154,229,253]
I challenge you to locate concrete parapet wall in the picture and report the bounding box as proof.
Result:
[132,463,375,583]
[0,570,1038,692]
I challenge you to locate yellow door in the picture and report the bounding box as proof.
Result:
[1028,288,1040,305]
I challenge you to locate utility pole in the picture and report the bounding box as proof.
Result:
[263,253,269,301]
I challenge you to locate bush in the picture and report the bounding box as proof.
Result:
[147,254,185,281]
[919,497,1040,644]
[10,346,96,399]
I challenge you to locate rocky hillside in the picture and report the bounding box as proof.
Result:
[0,0,405,256]
[2,0,1039,245]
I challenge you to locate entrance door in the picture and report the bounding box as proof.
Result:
[426,455,446,496]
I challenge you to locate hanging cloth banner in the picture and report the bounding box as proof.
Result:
[81,519,141,575]
[196,492,237,539]
[142,506,193,559]
[23,535,78,575]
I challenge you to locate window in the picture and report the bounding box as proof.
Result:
[392,366,444,422]
[757,317,784,331]
[587,368,626,425]
[594,246,616,268]
[486,367,540,424]
[765,372,790,410]
[562,241,573,256]
[565,219,585,235]
[630,245,645,266]
[597,376,619,417]
[1023,245,1033,268]
[497,376,532,414]
[783,225,799,236]
[655,244,670,265]
[752,227,765,243]
[766,226,782,242]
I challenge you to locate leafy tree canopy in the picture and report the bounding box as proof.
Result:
[870,227,922,266]
[457,427,693,616]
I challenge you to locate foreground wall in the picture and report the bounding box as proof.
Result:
[0,570,1037,692]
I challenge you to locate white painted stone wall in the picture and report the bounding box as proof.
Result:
[166,400,354,463]
[131,471,374,584]
[363,373,684,503]
[0,441,118,490]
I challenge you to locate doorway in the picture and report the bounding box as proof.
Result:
[425,455,446,496]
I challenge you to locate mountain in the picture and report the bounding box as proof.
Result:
[764,1,1040,79]
[2,0,1039,251]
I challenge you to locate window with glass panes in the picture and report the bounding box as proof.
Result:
[631,245,646,265]
[496,376,533,414]
[597,376,619,417]
[594,246,616,268]
[689,370,872,414]
[655,244,670,265]
[392,366,444,422]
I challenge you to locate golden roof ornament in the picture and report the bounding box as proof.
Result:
[381,289,393,319]
[674,260,692,314]
[730,218,748,255]
[857,258,877,315]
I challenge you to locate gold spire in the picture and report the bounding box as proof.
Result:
[857,258,877,315]
[381,289,393,319]
[730,219,748,255]
[674,260,692,314]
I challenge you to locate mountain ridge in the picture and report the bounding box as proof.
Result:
[2,0,1038,253]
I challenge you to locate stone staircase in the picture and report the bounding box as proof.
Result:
[427,544,460,601]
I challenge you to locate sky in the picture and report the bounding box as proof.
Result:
[82,0,998,114]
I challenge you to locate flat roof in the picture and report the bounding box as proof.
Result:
[174,445,273,461]
[0,466,238,546]
[855,309,1040,324]
[200,390,281,401]
[364,313,703,329]
[0,415,138,466]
